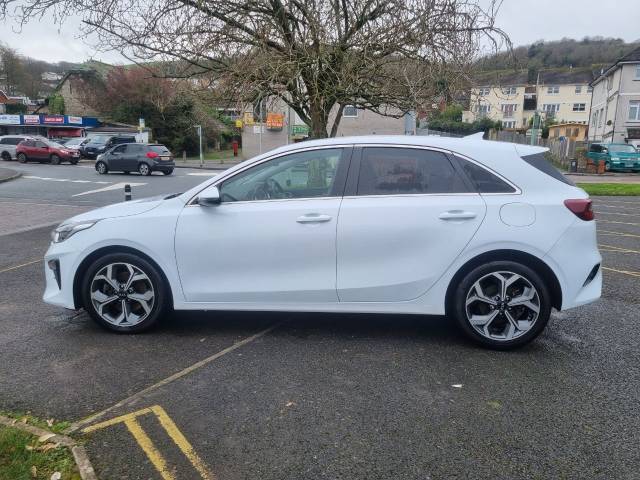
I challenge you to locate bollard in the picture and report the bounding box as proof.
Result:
[124,184,132,201]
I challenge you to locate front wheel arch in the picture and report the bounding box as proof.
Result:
[444,249,562,316]
[73,246,174,311]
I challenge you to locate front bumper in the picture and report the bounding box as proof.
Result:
[43,240,82,310]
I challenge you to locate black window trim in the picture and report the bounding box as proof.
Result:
[189,145,354,205]
[344,144,481,198]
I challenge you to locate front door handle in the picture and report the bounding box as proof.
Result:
[296,213,332,223]
[438,210,477,220]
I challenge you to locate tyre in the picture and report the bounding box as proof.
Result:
[604,162,610,172]
[81,253,168,333]
[162,169,173,175]
[70,159,79,165]
[138,162,151,176]
[1,152,11,161]
[50,154,61,165]
[123,171,130,175]
[452,261,551,350]
[17,153,27,163]
[95,161,108,174]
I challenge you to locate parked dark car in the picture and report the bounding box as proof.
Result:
[82,135,137,159]
[62,137,91,151]
[95,143,175,175]
[16,138,81,164]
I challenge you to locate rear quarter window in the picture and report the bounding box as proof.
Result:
[521,152,575,186]
[149,145,171,154]
[453,156,516,193]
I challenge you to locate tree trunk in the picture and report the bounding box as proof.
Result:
[308,102,329,139]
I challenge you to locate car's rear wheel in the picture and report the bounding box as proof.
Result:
[162,169,173,175]
[452,261,551,350]
[138,163,151,176]
[50,154,61,165]
[1,152,11,161]
[17,153,27,163]
[70,159,79,165]
[95,161,108,174]
[81,253,168,333]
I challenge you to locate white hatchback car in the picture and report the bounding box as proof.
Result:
[44,136,601,349]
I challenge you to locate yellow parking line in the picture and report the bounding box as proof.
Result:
[597,219,640,226]
[599,244,640,255]
[0,258,41,274]
[602,266,640,278]
[595,211,640,217]
[82,407,153,433]
[124,417,175,480]
[599,230,640,239]
[152,406,214,480]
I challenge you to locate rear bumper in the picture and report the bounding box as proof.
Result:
[544,218,602,310]
[152,160,175,172]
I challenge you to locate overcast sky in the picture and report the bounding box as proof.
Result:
[1,0,639,64]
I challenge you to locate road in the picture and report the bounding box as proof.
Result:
[1,161,639,480]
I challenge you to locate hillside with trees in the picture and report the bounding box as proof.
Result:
[478,37,640,71]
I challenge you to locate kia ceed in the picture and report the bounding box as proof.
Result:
[43,135,602,349]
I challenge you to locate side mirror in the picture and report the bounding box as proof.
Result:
[197,186,221,206]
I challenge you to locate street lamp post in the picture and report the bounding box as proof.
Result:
[194,125,203,167]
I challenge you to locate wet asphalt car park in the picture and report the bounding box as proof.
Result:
[1,161,640,479]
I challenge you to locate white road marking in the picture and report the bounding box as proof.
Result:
[23,175,110,185]
[186,172,219,176]
[73,182,146,197]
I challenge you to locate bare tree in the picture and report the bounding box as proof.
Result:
[1,0,509,137]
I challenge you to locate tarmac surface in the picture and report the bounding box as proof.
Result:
[1,160,639,479]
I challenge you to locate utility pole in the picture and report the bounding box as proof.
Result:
[531,72,540,146]
[259,97,263,154]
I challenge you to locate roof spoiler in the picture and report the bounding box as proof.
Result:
[514,144,548,156]
[463,132,485,140]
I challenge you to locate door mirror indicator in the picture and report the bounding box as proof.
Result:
[197,186,221,206]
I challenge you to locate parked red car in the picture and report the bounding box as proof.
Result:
[16,138,81,165]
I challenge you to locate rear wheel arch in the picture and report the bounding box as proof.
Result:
[73,245,174,310]
[445,249,562,314]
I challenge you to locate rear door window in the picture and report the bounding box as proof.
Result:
[453,156,516,193]
[356,147,471,195]
[127,144,144,154]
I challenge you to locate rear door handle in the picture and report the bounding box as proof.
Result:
[296,213,332,223]
[438,210,477,220]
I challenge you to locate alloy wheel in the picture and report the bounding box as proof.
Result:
[89,262,155,327]
[465,271,540,342]
[139,163,150,175]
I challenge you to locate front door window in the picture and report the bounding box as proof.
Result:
[219,148,344,202]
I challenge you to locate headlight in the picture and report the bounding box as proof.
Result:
[51,221,98,243]
[96,154,104,161]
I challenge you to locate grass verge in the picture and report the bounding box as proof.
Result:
[184,149,238,162]
[577,183,640,196]
[0,424,80,480]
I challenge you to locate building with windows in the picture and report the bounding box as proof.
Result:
[462,68,594,130]
[588,46,640,147]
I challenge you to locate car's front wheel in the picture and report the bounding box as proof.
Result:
[452,261,551,350]
[162,169,173,175]
[81,253,168,333]
[604,161,610,172]
[50,154,61,165]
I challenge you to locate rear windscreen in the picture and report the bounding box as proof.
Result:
[150,145,171,154]
[521,152,575,186]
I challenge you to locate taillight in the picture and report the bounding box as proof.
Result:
[146,151,159,159]
[564,199,594,221]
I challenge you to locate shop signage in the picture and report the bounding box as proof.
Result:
[243,112,255,126]
[43,115,65,124]
[235,119,243,128]
[0,114,20,125]
[291,124,310,136]
[23,114,40,124]
[67,115,83,124]
[266,112,284,130]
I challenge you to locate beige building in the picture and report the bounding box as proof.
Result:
[241,97,413,158]
[588,46,640,147]
[463,68,593,130]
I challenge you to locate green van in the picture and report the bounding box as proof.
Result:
[587,143,640,172]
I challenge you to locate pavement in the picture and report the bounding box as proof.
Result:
[0,166,21,183]
[1,161,640,479]
[567,172,640,183]
[174,159,243,170]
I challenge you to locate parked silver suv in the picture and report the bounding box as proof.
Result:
[0,135,45,161]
